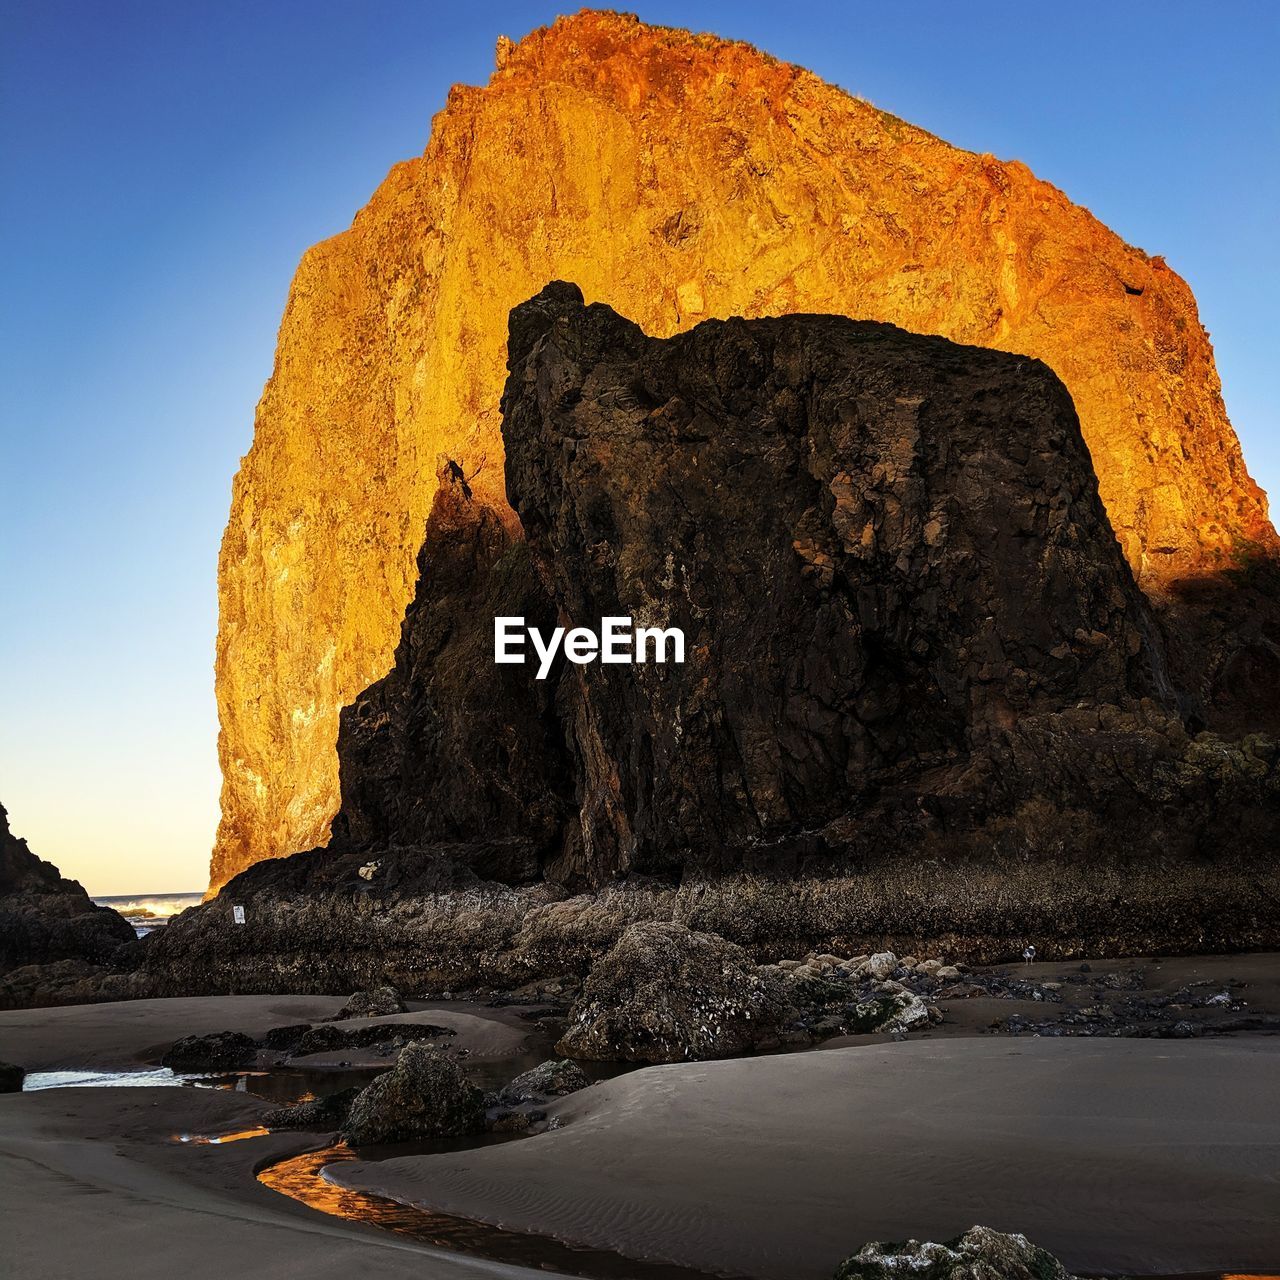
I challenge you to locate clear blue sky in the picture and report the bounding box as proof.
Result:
[1,1,1276,893]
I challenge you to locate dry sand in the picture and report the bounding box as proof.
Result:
[336,1037,1280,1278]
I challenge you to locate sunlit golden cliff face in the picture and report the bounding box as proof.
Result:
[211,10,1274,891]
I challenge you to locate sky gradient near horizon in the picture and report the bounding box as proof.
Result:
[2,1,1277,893]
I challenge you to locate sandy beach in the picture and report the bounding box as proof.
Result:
[336,1037,1280,1278]
[0,993,534,1071]
[2,977,1279,1279]
[0,1085,525,1280]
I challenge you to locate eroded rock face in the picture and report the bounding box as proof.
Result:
[342,1042,486,1145]
[0,803,135,1007]
[556,921,797,1062]
[145,293,1279,995]
[505,285,1165,879]
[328,467,570,876]
[212,9,1275,890]
[835,1225,1075,1280]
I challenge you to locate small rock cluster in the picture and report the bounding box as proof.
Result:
[158,986,453,1074]
[554,927,954,1065]
[299,1048,594,1145]
[835,1225,1076,1280]
[556,922,797,1063]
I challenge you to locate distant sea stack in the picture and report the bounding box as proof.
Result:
[213,9,1276,890]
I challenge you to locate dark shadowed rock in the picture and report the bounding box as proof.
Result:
[0,1061,25,1093]
[557,921,796,1062]
[503,284,1165,881]
[333,985,407,1019]
[497,1058,591,1105]
[292,1020,452,1056]
[161,1030,258,1072]
[342,1042,486,1145]
[262,1024,312,1052]
[262,1086,359,1132]
[327,461,572,878]
[835,1225,1075,1280]
[0,803,136,1007]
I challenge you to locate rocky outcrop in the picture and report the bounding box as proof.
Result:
[0,803,135,1007]
[557,922,798,1062]
[262,1087,359,1132]
[835,1226,1075,1280]
[0,1062,25,1093]
[212,9,1275,891]
[342,1043,486,1145]
[328,468,570,876]
[143,293,1279,994]
[504,285,1167,880]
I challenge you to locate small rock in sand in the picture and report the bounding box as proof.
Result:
[342,1042,486,1145]
[262,1086,360,1131]
[497,1058,590,1105]
[835,1223,1076,1279]
[161,1030,258,1072]
[334,985,407,1019]
[556,921,795,1063]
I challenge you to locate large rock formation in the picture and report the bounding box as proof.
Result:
[143,293,1279,995]
[211,10,1275,890]
[0,803,136,1008]
[503,284,1166,880]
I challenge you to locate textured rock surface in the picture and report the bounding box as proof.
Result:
[505,285,1167,879]
[0,803,135,1003]
[496,1058,591,1106]
[144,296,1279,995]
[328,464,570,872]
[262,1086,359,1132]
[211,9,1274,889]
[332,985,406,1019]
[161,1030,258,1072]
[342,1042,486,1145]
[557,921,797,1062]
[835,1225,1075,1280]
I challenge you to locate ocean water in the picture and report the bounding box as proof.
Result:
[94,891,203,936]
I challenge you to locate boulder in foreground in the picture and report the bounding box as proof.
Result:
[835,1225,1075,1280]
[557,921,796,1062]
[342,1042,486,1145]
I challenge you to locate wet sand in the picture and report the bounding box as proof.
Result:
[0,1085,525,1280]
[3,968,1280,1279]
[0,993,533,1071]
[336,1037,1280,1278]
